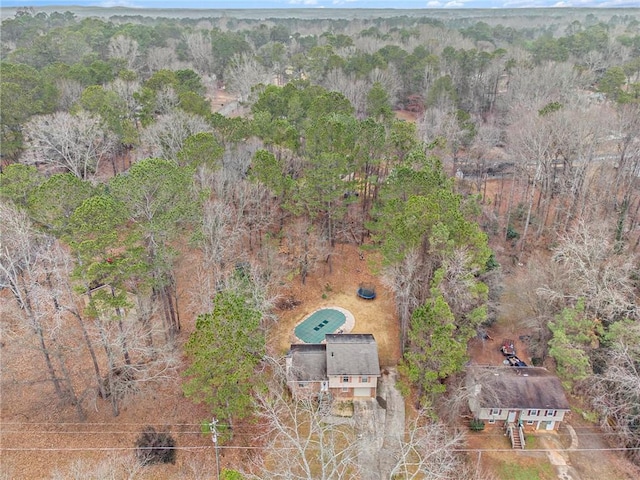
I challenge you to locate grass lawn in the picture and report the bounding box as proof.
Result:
[497,461,555,480]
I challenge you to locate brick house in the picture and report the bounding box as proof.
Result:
[286,334,381,400]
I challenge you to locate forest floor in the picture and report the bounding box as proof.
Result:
[1,105,637,478]
[0,242,400,479]
[465,251,640,480]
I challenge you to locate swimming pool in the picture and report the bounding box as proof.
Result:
[294,308,347,344]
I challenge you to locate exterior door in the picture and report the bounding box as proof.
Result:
[546,421,555,431]
[507,411,517,423]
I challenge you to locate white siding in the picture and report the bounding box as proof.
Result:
[476,408,568,425]
[520,409,567,423]
[328,375,378,389]
[477,408,508,421]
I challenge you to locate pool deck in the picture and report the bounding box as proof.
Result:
[293,306,355,344]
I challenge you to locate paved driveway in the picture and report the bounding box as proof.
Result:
[353,368,405,480]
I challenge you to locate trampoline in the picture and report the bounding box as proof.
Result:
[294,308,347,344]
[357,283,376,300]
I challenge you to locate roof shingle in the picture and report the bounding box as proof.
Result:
[325,334,381,377]
[468,366,570,410]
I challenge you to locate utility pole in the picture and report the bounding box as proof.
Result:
[210,417,220,480]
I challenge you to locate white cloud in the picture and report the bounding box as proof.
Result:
[501,0,545,6]
[100,0,140,7]
[426,1,443,6]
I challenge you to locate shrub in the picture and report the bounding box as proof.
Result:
[469,418,485,431]
[221,469,244,480]
[135,426,176,465]
[506,225,519,240]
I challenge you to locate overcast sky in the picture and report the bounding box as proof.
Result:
[2,0,639,9]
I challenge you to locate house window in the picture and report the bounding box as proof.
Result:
[298,382,306,388]
[526,420,534,425]
[528,409,538,416]
[490,409,501,416]
[488,418,496,424]
[342,376,349,383]
[361,376,368,383]
[341,387,349,392]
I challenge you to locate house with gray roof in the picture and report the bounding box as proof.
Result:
[467,366,571,433]
[286,334,381,400]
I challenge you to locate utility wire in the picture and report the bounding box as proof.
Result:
[2,445,640,453]
[0,422,623,432]
[0,430,626,438]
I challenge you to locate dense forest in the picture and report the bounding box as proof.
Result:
[1,6,639,479]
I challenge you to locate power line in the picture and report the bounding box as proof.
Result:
[0,429,626,438]
[0,430,209,435]
[0,429,261,438]
[2,445,640,453]
[0,422,624,432]
[0,422,206,426]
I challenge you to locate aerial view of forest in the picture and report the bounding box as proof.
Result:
[1,4,639,479]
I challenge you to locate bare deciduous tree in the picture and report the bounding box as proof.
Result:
[0,202,84,418]
[502,61,591,115]
[139,110,209,161]
[108,35,139,71]
[324,69,369,117]
[390,412,470,480]
[589,322,640,466]
[51,454,143,480]
[244,359,360,480]
[436,248,486,326]
[146,46,177,73]
[22,111,116,180]
[368,66,401,109]
[466,119,502,199]
[225,53,271,103]
[417,99,468,171]
[55,78,84,110]
[541,220,638,323]
[383,248,425,350]
[106,78,141,121]
[184,31,213,77]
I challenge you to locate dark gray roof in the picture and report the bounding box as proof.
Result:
[468,366,570,410]
[325,334,380,377]
[289,344,327,381]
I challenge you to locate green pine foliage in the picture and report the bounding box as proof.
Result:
[0,164,44,208]
[548,299,603,387]
[27,173,94,235]
[400,294,468,406]
[183,291,265,425]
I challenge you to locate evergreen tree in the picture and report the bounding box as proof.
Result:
[183,291,265,428]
